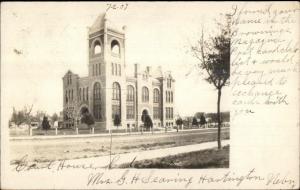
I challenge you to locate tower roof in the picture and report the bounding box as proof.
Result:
[89,13,107,34]
[89,12,125,35]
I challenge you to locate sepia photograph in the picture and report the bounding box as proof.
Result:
[1,1,299,189]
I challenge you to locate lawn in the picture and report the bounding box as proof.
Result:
[10,129,229,164]
[118,145,229,169]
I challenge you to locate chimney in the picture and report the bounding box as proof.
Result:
[134,63,140,78]
[146,66,152,77]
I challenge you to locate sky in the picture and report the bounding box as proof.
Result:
[1,2,231,119]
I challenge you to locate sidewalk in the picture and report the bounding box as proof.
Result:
[10,127,229,141]
[48,140,230,169]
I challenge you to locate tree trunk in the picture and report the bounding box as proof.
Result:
[217,88,222,149]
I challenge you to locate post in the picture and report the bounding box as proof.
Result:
[109,129,113,169]
[92,127,94,134]
[55,127,58,135]
[29,126,32,136]
[76,127,78,135]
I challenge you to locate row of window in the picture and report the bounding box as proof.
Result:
[90,82,165,121]
[167,78,172,88]
[92,64,101,76]
[112,63,121,76]
[166,91,173,103]
[166,107,174,119]
[78,87,89,101]
[65,89,73,103]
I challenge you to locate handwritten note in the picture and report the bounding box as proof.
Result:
[10,154,297,189]
[230,3,299,119]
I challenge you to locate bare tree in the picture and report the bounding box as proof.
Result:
[10,104,33,127]
[190,15,230,149]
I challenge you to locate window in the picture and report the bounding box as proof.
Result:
[71,89,73,101]
[79,88,81,101]
[153,107,160,119]
[171,92,173,103]
[83,88,85,101]
[153,89,160,103]
[142,87,149,102]
[96,64,98,75]
[166,108,168,119]
[126,85,135,119]
[86,87,89,101]
[112,63,114,75]
[115,63,118,75]
[93,82,101,120]
[111,40,120,55]
[65,90,68,103]
[112,82,121,100]
[112,82,121,119]
[98,64,101,75]
[69,75,72,85]
[118,64,121,76]
[92,65,95,76]
[165,107,173,119]
[167,78,172,88]
[126,105,134,119]
[166,91,168,102]
[94,41,101,55]
[127,85,134,101]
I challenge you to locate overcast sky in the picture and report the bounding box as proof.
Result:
[1,2,231,119]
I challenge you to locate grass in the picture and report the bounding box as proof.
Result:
[118,145,229,169]
[10,129,229,163]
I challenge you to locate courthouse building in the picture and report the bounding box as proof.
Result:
[62,13,175,131]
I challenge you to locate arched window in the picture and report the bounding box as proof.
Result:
[113,82,121,100]
[126,85,135,119]
[93,82,102,120]
[94,41,101,54]
[112,82,121,119]
[142,87,149,102]
[153,89,160,103]
[127,85,134,102]
[111,40,120,55]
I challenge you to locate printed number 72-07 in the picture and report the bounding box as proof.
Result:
[106,3,128,11]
